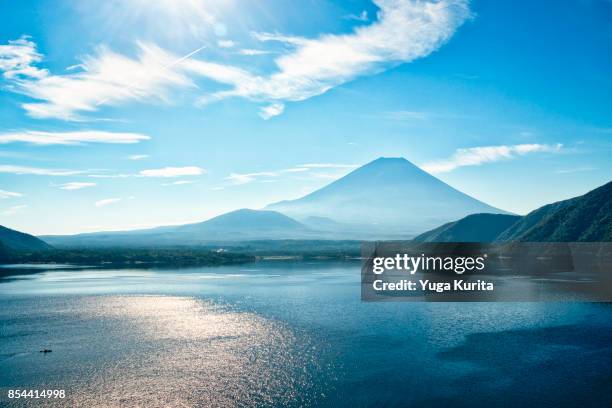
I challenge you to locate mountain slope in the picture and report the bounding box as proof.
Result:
[266,157,509,237]
[43,209,314,247]
[0,225,52,251]
[414,214,521,242]
[177,209,305,233]
[414,181,612,242]
[498,181,612,242]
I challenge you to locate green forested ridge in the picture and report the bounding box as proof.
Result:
[499,181,612,241]
[414,214,521,242]
[415,181,611,242]
[0,225,53,251]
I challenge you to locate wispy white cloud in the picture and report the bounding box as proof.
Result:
[0,189,22,199]
[259,103,284,119]
[226,171,278,185]
[0,130,150,145]
[0,36,48,79]
[58,182,96,190]
[87,166,204,179]
[555,167,595,174]
[139,166,206,178]
[304,172,344,180]
[214,0,470,105]
[226,163,357,185]
[127,154,149,160]
[238,49,271,56]
[11,43,198,120]
[162,180,195,186]
[283,167,309,173]
[217,40,235,48]
[88,173,131,179]
[421,143,563,174]
[0,165,83,176]
[94,198,121,207]
[0,1,470,120]
[1,204,27,216]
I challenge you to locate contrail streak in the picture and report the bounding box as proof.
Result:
[95,45,207,106]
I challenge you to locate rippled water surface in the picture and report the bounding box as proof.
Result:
[1,261,611,407]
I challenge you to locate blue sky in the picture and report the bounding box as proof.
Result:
[0,0,611,235]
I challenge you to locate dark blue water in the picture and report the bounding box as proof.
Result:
[1,261,611,407]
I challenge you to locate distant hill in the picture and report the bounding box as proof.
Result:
[44,158,509,246]
[0,225,52,251]
[43,209,315,247]
[414,214,521,242]
[498,181,612,242]
[415,181,612,242]
[177,208,304,233]
[266,157,509,237]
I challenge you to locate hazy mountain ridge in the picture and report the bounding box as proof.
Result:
[267,157,509,236]
[43,209,317,247]
[41,157,510,246]
[0,225,52,252]
[414,214,521,242]
[415,181,612,242]
[499,180,612,242]
[7,175,612,250]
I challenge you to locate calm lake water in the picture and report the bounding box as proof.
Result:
[1,261,611,407]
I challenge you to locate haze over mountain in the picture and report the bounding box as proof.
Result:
[43,209,315,247]
[267,157,509,237]
[415,181,612,242]
[42,158,512,246]
[0,225,52,252]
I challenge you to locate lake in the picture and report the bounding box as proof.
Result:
[1,260,611,407]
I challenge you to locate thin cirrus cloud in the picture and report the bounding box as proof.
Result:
[0,164,83,176]
[138,166,206,178]
[0,130,150,145]
[127,154,149,160]
[58,182,96,190]
[0,189,22,199]
[226,163,358,184]
[238,49,272,56]
[162,180,195,186]
[94,198,122,207]
[421,143,563,174]
[3,41,197,120]
[0,0,471,120]
[1,204,27,216]
[226,171,279,185]
[555,167,595,174]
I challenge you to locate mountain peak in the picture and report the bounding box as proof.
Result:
[356,157,431,178]
[371,156,408,163]
[266,157,508,236]
[180,208,306,232]
[366,156,420,168]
